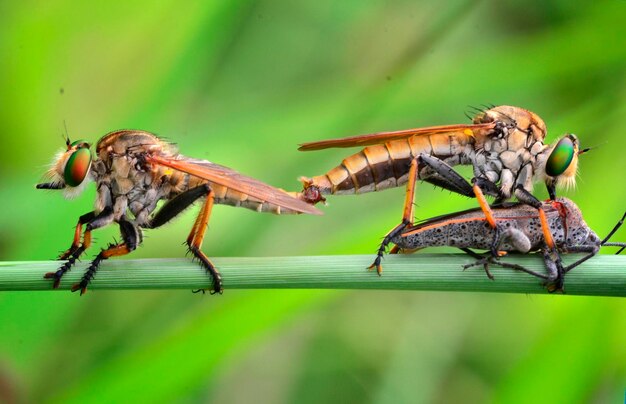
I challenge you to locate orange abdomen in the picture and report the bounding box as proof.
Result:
[305,133,472,195]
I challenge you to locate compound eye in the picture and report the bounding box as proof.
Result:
[64,148,92,186]
[69,139,91,149]
[546,137,574,177]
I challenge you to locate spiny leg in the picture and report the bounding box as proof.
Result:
[148,185,220,293]
[369,158,419,274]
[186,205,204,248]
[186,190,222,294]
[45,207,114,288]
[71,219,140,295]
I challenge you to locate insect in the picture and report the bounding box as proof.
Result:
[389,197,625,289]
[297,105,589,272]
[37,130,322,294]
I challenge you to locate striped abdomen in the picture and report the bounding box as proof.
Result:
[302,133,474,196]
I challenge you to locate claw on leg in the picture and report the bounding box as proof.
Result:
[185,190,223,294]
[462,257,496,280]
[367,258,383,276]
[188,246,223,294]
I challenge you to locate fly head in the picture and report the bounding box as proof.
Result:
[36,138,94,199]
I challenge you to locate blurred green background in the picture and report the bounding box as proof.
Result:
[1,1,626,402]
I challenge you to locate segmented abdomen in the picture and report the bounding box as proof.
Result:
[306,133,473,195]
[183,175,300,214]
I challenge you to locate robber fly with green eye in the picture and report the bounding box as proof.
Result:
[297,105,590,272]
[37,130,322,295]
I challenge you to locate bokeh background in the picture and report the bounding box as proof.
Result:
[1,1,626,402]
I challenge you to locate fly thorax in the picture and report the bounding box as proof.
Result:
[473,150,502,183]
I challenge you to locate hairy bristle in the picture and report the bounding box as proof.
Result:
[557,173,577,191]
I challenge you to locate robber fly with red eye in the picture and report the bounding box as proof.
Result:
[37,130,322,295]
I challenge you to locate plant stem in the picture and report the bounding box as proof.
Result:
[0,254,624,296]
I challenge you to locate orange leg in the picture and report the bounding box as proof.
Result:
[58,220,83,260]
[70,218,140,295]
[186,206,204,247]
[70,242,133,295]
[472,184,497,229]
[186,191,223,294]
[402,158,419,223]
[46,209,115,289]
[538,208,555,249]
[189,191,214,249]
[45,229,93,289]
[369,158,420,274]
[58,212,96,259]
[513,185,557,250]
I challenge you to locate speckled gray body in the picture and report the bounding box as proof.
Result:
[392,197,600,254]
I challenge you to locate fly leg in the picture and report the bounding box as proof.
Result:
[369,154,502,273]
[44,207,114,289]
[462,251,548,280]
[514,185,557,250]
[368,158,420,274]
[182,188,222,294]
[147,184,221,293]
[71,219,141,295]
[417,155,505,223]
[58,212,95,260]
[418,155,508,259]
[459,248,496,280]
[460,229,547,280]
[513,184,566,288]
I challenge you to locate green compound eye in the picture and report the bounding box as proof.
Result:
[546,137,575,177]
[64,148,92,186]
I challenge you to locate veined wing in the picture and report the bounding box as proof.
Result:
[298,122,496,151]
[147,155,323,215]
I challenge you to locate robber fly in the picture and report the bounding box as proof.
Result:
[298,105,589,272]
[37,130,322,294]
[389,197,625,290]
